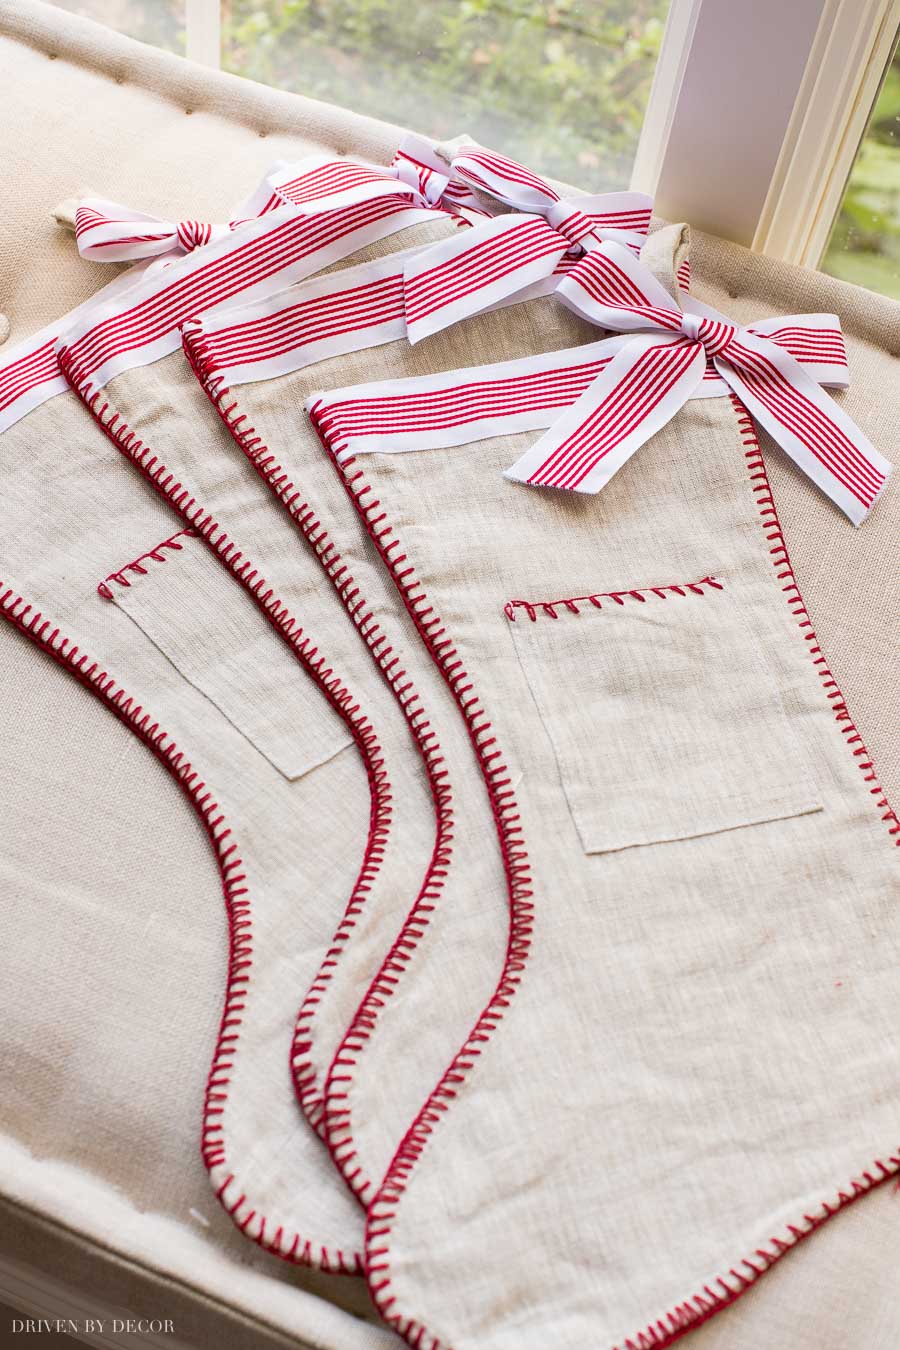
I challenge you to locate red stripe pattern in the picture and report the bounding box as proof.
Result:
[313,358,615,445]
[500,239,888,523]
[194,270,406,378]
[0,337,58,421]
[313,247,889,526]
[73,148,479,267]
[1,150,450,431]
[74,200,233,262]
[392,135,653,342]
[59,194,432,388]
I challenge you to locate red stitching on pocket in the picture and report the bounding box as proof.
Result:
[182,322,454,1208]
[97,528,197,598]
[504,574,723,622]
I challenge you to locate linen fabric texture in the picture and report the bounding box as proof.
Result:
[300,225,899,1347]
[1,3,899,1348]
[2,194,489,1272]
[56,216,599,1223]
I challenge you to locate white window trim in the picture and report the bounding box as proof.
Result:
[180,0,898,272]
[629,0,703,199]
[634,0,900,265]
[752,0,900,267]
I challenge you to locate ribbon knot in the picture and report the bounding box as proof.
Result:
[174,219,227,252]
[544,201,603,253]
[504,237,890,525]
[679,312,737,359]
[73,200,238,263]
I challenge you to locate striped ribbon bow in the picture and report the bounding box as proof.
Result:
[73,151,473,264]
[391,133,490,222]
[73,200,236,262]
[504,239,890,525]
[397,136,654,341]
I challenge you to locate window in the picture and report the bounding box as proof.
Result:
[49,1,671,188]
[46,0,900,300]
[51,0,184,53]
[821,36,900,299]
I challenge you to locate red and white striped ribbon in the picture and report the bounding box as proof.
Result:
[505,240,888,524]
[8,138,576,433]
[74,199,235,262]
[395,136,653,341]
[73,149,475,265]
[391,134,493,223]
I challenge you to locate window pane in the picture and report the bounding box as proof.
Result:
[821,35,900,300]
[48,0,185,53]
[222,0,671,189]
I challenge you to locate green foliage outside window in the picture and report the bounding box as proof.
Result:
[822,42,900,300]
[220,0,668,190]
[49,4,900,299]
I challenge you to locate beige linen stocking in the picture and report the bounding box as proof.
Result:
[176,250,610,1210]
[1,194,473,1271]
[304,235,898,1347]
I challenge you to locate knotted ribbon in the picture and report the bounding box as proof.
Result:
[397,136,654,341]
[73,200,238,262]
[385,142,887,523]
[500,239,889,524]
[73,150,476,264]
[391,133,491,223]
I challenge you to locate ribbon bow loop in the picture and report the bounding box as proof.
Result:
[74,200,234,263]
[506,239,890,525]
[399,139,654,343]
[446,142,653,253]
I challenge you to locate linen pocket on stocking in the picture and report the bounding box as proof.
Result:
[507,574,822,854]
[99,528,353,780]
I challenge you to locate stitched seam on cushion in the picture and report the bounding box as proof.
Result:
[308,399,534,1350]
[504,574,723,622]
[182,321,455,1207]
[733,393,898,850]
[97,528,198,599]
[57,345,390,1275]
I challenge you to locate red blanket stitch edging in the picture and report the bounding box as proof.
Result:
[182,319,455,1207]
[56,345,398,1271]
[307,398,535,1347]
[734,394,898,848]
[308,387,899,1350]
[0,584,356,1273]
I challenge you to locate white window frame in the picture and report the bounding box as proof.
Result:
[751,0,900,266]
[182,0,899,270]
[633,0,900,265]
